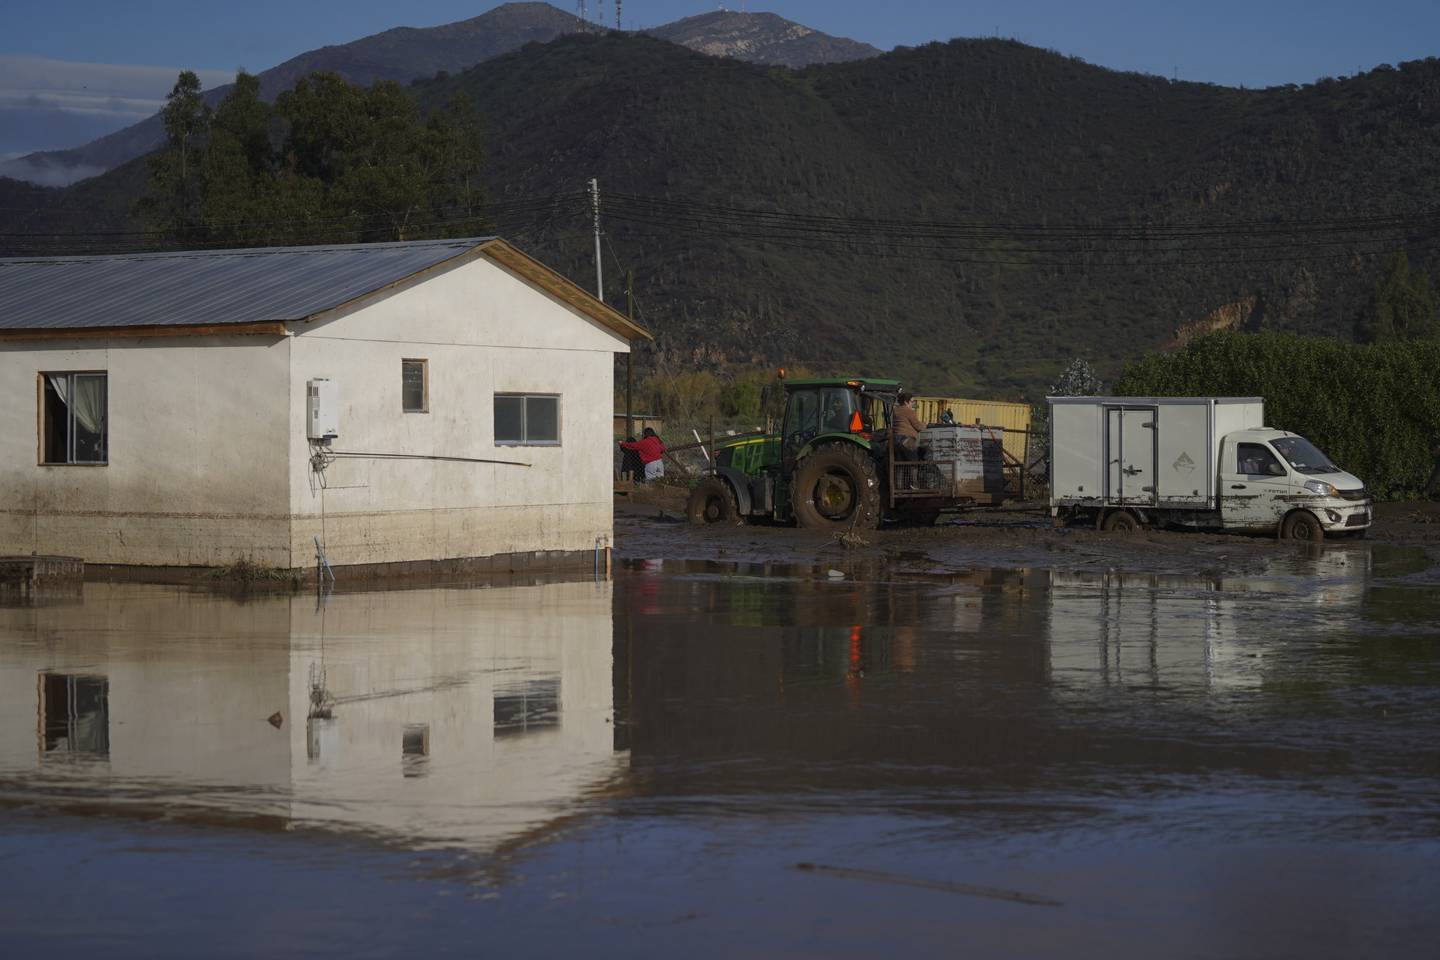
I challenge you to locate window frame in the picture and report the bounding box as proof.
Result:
[38,370,109,466]
[494,393,562,447]
[401,358,429,414]
[1236,442,1285,478]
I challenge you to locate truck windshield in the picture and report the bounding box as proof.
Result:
[1271,436,1340,475]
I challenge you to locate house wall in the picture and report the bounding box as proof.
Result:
[0,335,292,566]
[287,255,628,567]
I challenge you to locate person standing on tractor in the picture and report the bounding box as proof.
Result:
[892,392,925,461]
[620,428,666,483]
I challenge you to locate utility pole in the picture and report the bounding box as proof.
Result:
[625,269,634,439]
[589,177,604,303]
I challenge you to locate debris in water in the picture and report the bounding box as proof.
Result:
[792,862,1062,907]
[834,531,870,549]
[827,569,845,579]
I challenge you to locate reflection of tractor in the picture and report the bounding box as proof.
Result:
[686,377,1010,531]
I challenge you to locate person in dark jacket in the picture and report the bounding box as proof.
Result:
[620,428,666,482]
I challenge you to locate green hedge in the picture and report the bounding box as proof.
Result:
[1114,331,1440,499]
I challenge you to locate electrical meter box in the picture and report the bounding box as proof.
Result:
[307,378,339,441]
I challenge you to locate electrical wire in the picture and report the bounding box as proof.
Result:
[6,186,1436,270]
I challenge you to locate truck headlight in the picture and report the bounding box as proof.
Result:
[1304,480,1337,497]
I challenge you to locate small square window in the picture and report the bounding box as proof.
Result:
[402,723,430,756]
[41,372,108,464]
[402,723,430,779]
[494,394,561,446]
[402,359,428,413]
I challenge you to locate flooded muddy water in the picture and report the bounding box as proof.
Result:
[2,546,1438,957]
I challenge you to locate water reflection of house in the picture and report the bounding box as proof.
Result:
[0,580,623,850]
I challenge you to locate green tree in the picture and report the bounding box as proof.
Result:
[1116,330,1440,498]
[139,71,212,239]
[1356,251,1438,342]
[197,72,281,246]
[141,70,487,247]
[274,74,487,242]
[1048,356,1104,396]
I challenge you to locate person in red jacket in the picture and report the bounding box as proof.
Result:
[620,428,666,482]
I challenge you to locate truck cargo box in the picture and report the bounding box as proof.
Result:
[1048,397,1265,510]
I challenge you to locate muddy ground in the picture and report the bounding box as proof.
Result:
[616,484,1440,577]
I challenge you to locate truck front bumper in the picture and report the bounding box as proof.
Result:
[1314,499,1373,533]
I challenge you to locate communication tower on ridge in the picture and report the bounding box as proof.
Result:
[616,0,622,30]
[575,1,587,27]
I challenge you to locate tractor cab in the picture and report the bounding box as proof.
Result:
[777,378,896,476]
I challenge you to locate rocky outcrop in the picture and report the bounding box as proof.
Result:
[1171,296,1259,348]
[647,11,881,69]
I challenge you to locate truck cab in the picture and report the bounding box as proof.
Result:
[1218,429,1371,537]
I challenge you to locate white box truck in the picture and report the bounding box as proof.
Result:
[1047,397,1372,540]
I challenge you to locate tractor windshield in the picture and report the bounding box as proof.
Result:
[784,386,870,453]
[819,388,862,433]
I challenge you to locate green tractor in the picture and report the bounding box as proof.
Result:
[686,377,1004,531]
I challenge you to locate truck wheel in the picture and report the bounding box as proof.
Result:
[1100,509,1140,533]
[1281,510,1324,542]
[686,478,745,526]
[792,443,881,531]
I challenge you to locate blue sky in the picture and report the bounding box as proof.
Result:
[3,1,1439,168]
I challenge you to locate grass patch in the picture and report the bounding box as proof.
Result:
[211,557,293,583]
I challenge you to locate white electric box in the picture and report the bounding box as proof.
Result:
[307,378,339,441]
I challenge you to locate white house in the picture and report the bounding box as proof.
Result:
[0,238,648,573]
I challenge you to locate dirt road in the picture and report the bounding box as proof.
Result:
[615,486,1440,577]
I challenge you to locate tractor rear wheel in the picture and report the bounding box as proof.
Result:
[686,477,746,526]
[792,443,881,531]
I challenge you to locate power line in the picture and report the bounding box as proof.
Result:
[5,187,1436,270]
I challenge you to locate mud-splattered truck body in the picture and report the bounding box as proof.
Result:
[1048,396,1372,540]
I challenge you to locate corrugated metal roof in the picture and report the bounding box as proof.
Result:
[0,238,495,331]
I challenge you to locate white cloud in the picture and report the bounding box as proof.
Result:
[0,56,230,155]
[0,156,109,186]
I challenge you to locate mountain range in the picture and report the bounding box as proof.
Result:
[4,23,1439,398]
[0,3,879,187]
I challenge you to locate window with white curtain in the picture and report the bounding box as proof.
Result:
[41,372,108,464]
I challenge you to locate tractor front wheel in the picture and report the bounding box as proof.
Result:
[792,444,881,531]
[686,477,746,526]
